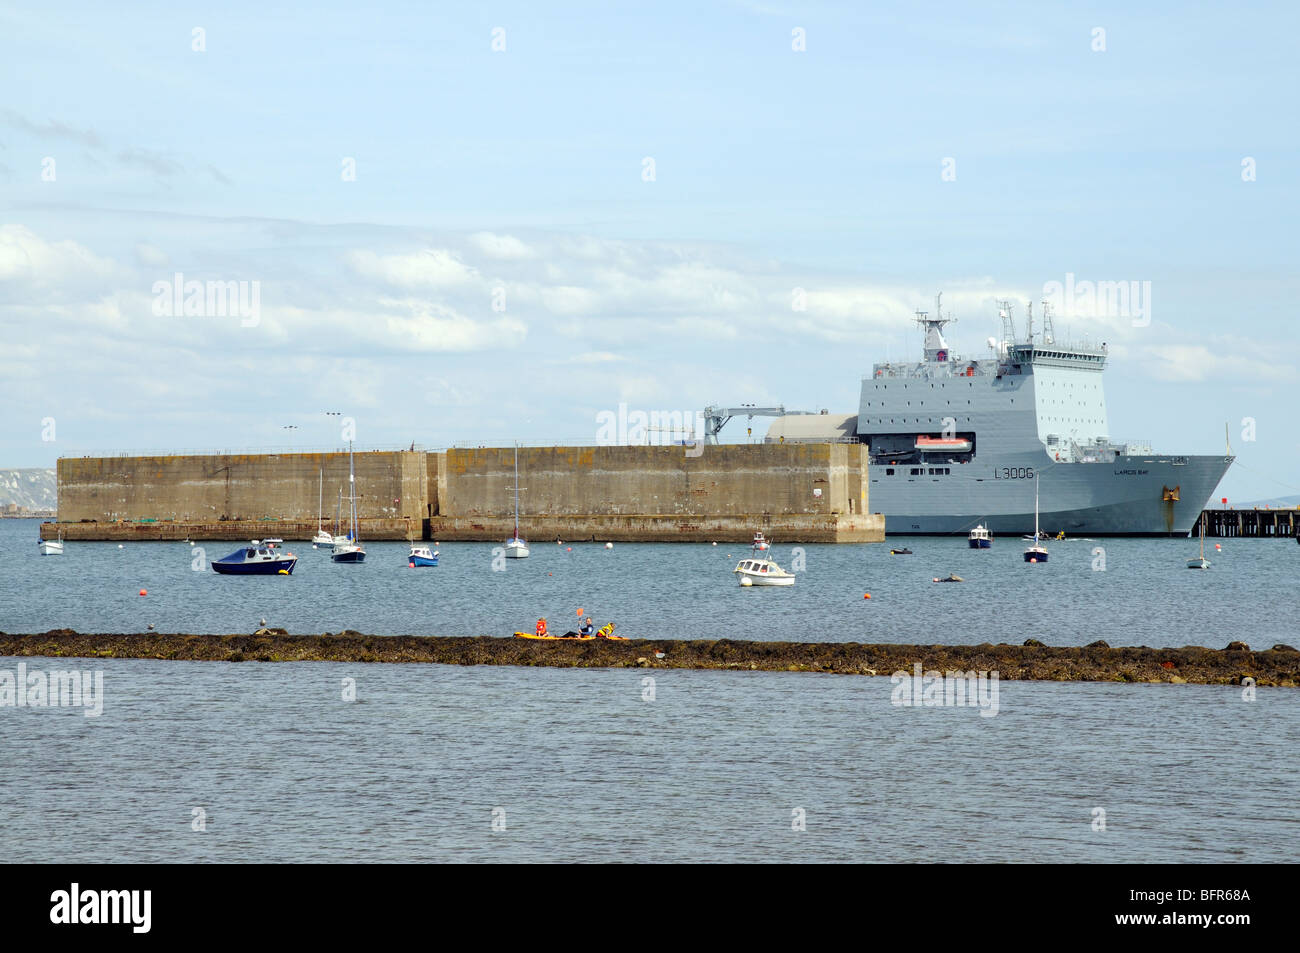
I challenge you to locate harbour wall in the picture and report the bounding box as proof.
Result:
[46,444,885,543]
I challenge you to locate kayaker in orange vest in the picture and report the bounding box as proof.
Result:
[535,618,548,637]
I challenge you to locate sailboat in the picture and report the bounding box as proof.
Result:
[332,442,366,563]
[1187,517,1211,570]
[1023,480,1048,563]
[312,468,333,547]
[331,487,346,546]
[505,443,529,558]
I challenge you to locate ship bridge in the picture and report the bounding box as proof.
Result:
[856,297,1115,465]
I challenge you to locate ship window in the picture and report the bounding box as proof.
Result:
[910,468,921,475]
[886,468,895,475]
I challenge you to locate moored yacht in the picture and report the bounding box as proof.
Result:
[332,442,366,563]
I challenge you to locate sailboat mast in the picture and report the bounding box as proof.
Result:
[513,444,520,538]
[1034,480,1039,538]
[349,441,358,542]
[318,469,324,533]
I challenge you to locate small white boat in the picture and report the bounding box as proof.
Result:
[409,545,438,567]
[968,524,992,549]
[312,469,333,546]
[504,443,529,558]
[734,555,795,586]
[1187,519,1211,570]
[733,533,794,586]
[39,532,64,556]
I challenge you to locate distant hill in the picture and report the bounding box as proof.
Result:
[0,468,57,512]
[1234,495,1300,508]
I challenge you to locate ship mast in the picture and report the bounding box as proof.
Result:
[915,292,956,362]
[1041,300,1056,345]
[998,300,1016,346]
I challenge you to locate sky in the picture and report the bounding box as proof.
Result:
[1,0,1297,502]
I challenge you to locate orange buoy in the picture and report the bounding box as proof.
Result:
[409,562,415,568]
[863,593,871,599]
[139,589,147,596]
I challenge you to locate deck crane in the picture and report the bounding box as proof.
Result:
[701,405,816,444]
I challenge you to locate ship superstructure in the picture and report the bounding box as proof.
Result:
[851,295,1232,535]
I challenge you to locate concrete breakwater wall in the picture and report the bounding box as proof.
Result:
[429,514,881,543]
[43,518,422,542]
[47,444,885,543]
[57,451,428,524]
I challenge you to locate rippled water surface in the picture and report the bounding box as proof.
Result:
[2,519,1293,647]
[2,659,1295,862]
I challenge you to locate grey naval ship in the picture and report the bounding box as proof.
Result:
[852,297,1232,536]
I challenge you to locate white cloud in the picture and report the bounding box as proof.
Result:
[468,232,535,260]
[0,224,119,295]
[1139,343,1288,384]
[134,243,168,268]
[347,248,479,288]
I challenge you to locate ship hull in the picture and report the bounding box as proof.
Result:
[868,452,1232,536]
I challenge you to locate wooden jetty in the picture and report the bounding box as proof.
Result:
[1199,508,1299,538]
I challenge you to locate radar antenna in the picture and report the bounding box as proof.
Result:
[1041,301,1056,345]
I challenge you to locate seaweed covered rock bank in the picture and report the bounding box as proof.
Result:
[1,630,1297,686]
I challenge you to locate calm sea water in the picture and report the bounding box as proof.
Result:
[1,518,1294,647]
[4,519,1297,862]
[2,659,1295,862]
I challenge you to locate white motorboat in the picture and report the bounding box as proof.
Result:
[39,532,64,556]
[733,533,794,586]
[733,555,795,586]
[504,443,528,558]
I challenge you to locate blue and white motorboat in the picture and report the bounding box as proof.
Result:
[212,541,297,575]
[409,545,439,567]
[968,524,992,549]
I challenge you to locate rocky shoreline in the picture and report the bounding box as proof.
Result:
[1,630,1297,685]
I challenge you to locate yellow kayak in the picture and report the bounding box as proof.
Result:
[513,631,630,641]
[514,631,595,641]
